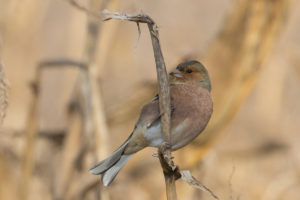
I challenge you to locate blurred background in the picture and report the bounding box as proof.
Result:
[0,0,300,199]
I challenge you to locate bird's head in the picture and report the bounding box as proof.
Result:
[169,60,211,91]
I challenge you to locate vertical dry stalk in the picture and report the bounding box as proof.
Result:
[69,0,111,199]
[88,64,109,159]
[54,92,83,200]
[103,11,176,200]
[146,23,172,144]
[34,59,107,200]
[80,0,110,163]
[29,60,86,200]
[51,0,120,199]
[19,68,41,200]
[146,19,176,200]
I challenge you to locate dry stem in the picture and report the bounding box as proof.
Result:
[103,10,175,199]
[18,68,41,200]
[69,0,111,200]
[20,60,83,200]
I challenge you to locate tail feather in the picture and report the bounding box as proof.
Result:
[89,139,130,175]
[102,154,133,186]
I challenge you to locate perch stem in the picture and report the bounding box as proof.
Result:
[102,11,176,199]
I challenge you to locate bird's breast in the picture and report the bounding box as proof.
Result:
[169,84,213,150]
[143,84,213,150]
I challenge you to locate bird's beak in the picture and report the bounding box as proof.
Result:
[170,69,183,78]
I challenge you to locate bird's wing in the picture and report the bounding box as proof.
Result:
[137,94,174,129]
[136,95,160,128]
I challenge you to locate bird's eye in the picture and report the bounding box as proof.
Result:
[186,69,193,73]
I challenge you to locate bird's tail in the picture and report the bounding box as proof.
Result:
[101,154,133,186]
[89,138,133,186]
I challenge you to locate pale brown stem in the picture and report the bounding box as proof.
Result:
[54,101,83,200]
[19,68,42,200]
[30,59,86,200]
[71,0,111,199]
[165,175,177,200]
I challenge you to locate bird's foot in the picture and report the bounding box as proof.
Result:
[158,142,177,171]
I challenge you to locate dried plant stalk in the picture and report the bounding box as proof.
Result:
[79,0,111,163]
[103,10,176,200]
[54,103,83,200]
[66,1,111,200]
[21,59,87,200]
[18,68,41,200]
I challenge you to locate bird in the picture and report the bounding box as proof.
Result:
[89,60,213,186]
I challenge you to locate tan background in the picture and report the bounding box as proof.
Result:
[0,0,300,200]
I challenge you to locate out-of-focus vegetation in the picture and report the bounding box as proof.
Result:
[0,0,300,200]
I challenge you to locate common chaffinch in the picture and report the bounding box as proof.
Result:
[90,60,213,186]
